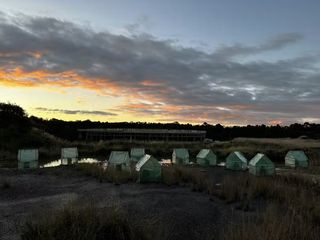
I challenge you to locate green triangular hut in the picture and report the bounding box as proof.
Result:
[18,149,39,169]
[285,151,308,168]
[225,151,247,170]
[249,153,275,176]
[108,151,131,172]
[197,149,217,166]
[130,148,145,162]
[172,148,189,165]
[135,154,161,183]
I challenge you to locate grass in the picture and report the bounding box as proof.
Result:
[74,163,137,184]
[161,165,320,240]
[20,201,147,240]
[223,203,319,240]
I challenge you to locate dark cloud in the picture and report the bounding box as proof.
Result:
[0,12,320,124]
[35,107,117,116]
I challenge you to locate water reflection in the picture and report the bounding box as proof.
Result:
[40,158,102,168]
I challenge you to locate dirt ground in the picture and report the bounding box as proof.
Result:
[0,166,259,240]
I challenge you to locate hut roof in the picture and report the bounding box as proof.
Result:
[286,151,308,161]
[233,151,247,163]
[173,148,189,159]
[18,149,38,162]
[131,148,145,157]
[197,149,211,159]
[250,153,273,166]
[135,154,160,171]
[109,151,130,164]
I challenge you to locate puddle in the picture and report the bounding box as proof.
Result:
[40,158,102,168]
[217,162,226,167]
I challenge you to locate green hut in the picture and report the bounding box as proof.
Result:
[197,149,217,166]
[108,151,131,172]
[135,154,161,183]
[249,153,275,176]
[172,148,189,165]
[61,147,78,165]
[225,151,247,170]
[18,149,38,169]
[130,148,145,162]
[285,151,308,168]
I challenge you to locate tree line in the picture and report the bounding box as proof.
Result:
[1,103,320,142]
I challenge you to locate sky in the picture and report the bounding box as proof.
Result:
[0,0,320,125]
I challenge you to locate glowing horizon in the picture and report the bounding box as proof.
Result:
[1,2,320,126]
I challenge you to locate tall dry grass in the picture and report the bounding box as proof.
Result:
[162,165,320,240]
[20,201,147,240]
[74,163,136,184]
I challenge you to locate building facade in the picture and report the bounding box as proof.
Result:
[78,128,206,142]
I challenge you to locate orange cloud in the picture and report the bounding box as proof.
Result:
[140,80,164,87]
[0,67,120,95]
[268,120,283,125]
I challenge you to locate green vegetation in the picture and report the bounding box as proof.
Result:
[21,202,147,240]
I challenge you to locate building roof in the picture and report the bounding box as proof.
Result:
[108,151,130,164]
[197,149,211,159]
[286,151,308,161]
[250,153,273,166]
[78,128,206,135]
[174,148,189,159]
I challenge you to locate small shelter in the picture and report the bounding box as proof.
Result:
[197,149,217,166]
[285,150,308,168]
[18,149,38,169]
[108,151,131,172]
[249,153,275,176]
[172,148,189,165]
[225,151,247,170]
[130,148,145,162]
[61,147,78,165]
[135,154,161,183]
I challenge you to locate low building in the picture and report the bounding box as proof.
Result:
[78,128,206,142]
[130,148,145,162]
[18,149,38,169]
[249,153,275,176]
[108,151,131,172]
[172,148,189,165]
[197,149,217,166]
[135,154,161,183]
[285,150,308,168]
[225,151,247,171]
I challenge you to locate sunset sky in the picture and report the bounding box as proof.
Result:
[1,0,320,125]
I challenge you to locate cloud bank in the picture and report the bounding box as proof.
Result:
[35,107,117,116]
[0,11,320,124]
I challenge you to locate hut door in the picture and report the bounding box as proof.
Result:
[142,170,151,181]
[233,162,240,170]
[260,166,266,176]
[23,162,30,169]
[116,164,122,171]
